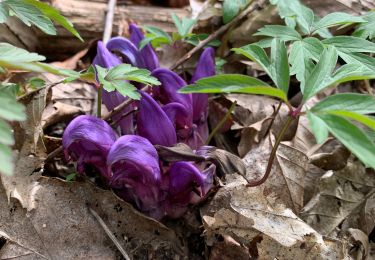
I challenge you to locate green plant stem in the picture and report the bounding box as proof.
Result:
[205,101,237,145]
[97,84,102,118]
[247,115,295,187]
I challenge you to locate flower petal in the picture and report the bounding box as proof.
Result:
[108,135,162,213]
[151,68,192,109]
[106,37,145,67]
[191,47,215,122]
[129,23,160,71]
[93,41,121,68]
[62,115,117,180]
[137,91,177,146]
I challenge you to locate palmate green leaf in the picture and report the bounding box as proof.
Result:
[254,25,302,41]
[222,0,248,24]
[107,80,140,100]
[178,74,288,102]
[270,39,289,94]
[312,12,365,32]
[172,13,196,37]
[23,0,82,41]
[353,11,375,40]
[0,143,13,176]
[105,64,160,86]
[302,45,338,101]
[311,93,375,114]
[307,111,329,144]
[323,36,375,53]
[317,114,375,169]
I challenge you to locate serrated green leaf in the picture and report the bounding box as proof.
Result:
[307,111,329,144]
[303,46,338,101]
[0,43,45,63]
[105,64,160,86]
[323,36,375,53]
[312,12,365,32]
[222,0,248,24]
[23,0,82,41]
[270,39,289,94]
[2,0,56,35]
[318,114,375,169]
[0,119,14,146]
[111,80,140,100]
[327,64,375,86]
[311,93,375,114]
[0,143,13,176]
[179,74,288,102]
[254,25,302,41]
[143,25,172,40]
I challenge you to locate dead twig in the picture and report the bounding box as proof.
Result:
[88,205,131,260]
[170,0,265,70]
[103,0,117,44]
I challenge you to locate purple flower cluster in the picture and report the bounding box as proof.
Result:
[62,24,216,219]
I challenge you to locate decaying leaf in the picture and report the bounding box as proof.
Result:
[301,158,375,236]
[0,178,183,259]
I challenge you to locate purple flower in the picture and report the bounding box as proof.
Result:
[164,162,215,218]
[137,91,177,146]
[62,115,117,181]
[107,135,164,218]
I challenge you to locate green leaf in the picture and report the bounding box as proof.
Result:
[270,39,289,94]
[23,0,82,41]
[353,11,375,40]
[311,93,375,114]
[1,0,56,34]
[27,77,45,89]
[0,143,13,176]
[178,74,288,102]
[0,43,45,63]
[0,119,14,146]
[0,3,8,23]
[143,25,172,40]
[322,36,375,53]
[318,114,375,169]
[303,46,338,101]
[307,111,329,143]
[105,64,160,86]
[289,38,323,91]
[222,0,248,24]
[0,90,26,121]
[338,51,375,72]
[65,173,77,182]
[140,26,172,49]
[172,13,196,37]
[328,64,375,86]
[232,44,272,79]
[185,34,221,47]
[325,110,375,131]
[111,80,140,100]
[254,25,302,41]
[312,12,365,32]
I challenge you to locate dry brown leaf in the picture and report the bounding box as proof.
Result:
[201,175,349,259]
[0,177,183,259]
[301,158,375,236]
[243,135,308,213]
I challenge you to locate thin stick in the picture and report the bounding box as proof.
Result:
[247,116,294,187]
[170,0,264,70]
[88,205,131,260]
[205,101,237,145]
[103,0,117,44]
[111,107,138,127]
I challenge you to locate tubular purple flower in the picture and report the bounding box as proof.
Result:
[165,162,215,218]
[93,41,134,135]
[190,47,215,123]
[106,37,145,68]
[129,23,160,71]
[137,91,177,146]
[62,115,117,180]
[107,135,162,215]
